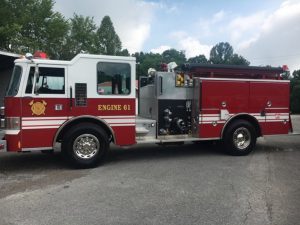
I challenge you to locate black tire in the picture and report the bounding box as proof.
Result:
[223,119,256,156]
[62,123,109,168]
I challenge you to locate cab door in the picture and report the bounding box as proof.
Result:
[21,65,69,150]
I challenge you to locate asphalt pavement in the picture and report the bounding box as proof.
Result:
[0,116,299,225]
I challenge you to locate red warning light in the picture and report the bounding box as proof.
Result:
[33,51,48,59]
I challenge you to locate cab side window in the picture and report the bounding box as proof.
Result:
[25,67,65,94]
[97,62,131,95]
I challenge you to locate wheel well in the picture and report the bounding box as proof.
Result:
[222,114,261,139]
[54,117,114,145]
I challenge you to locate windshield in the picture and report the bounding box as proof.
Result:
[6,65,22,97]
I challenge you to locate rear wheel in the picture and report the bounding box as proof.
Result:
[223,119,256,156]
[62,123,109,168]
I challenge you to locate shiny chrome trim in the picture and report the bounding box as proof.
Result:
[52,115,116,148]
[73,134,100,159]
[5,130,20,135]
[22,147,52,152]
[233,127,251,150]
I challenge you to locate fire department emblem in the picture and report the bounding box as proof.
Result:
[29,100,47,116]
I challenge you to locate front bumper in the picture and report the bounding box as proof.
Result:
[0,139,7,152]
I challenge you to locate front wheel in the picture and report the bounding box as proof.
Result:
[62,123,109,168]
[223,120,256,156]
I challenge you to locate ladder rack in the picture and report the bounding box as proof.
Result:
[181,64,285,80]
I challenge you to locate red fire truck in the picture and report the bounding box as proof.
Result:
[0,53,292,168]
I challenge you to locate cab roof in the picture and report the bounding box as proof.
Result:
[14,53,136,66]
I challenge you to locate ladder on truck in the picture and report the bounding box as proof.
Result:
[181,64,285,80]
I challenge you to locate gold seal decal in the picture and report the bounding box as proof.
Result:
[29,100,47,116]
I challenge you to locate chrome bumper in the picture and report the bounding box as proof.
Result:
[0,139,7,152]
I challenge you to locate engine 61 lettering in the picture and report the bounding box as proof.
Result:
[98,104,131,111]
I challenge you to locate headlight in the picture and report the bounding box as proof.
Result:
[6,117,20,130]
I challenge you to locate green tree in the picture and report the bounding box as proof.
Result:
[133,52,146,78]
[96,16,121,55]
[290,70,300,113]
[44,12,69,59]
[230,53,250,65]
[292,70,300,80]
[162,49,186,65]
[187,54,209,64]
[134,52,162,78]
[62,14,97,59]
[0,0,20,50]
[210,42,233,64]
[0,0,69,59]
[290,82,300,113]
[117,49,130,56]
[209,42,249,65]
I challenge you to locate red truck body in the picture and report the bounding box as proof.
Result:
[0,53,292,167]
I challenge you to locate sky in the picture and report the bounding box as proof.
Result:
[54,0,300,71]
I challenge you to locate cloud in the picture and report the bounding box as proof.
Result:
[170,32,212,58]
[177,36,212,59]
[150,45,171,54]
[53,0,300,71]
[144,1,180,14]
[195,10,227,37]
[212,10,225,23]
[54,0,156,53]
[229,0,300,71]
[228,11,266,46]
[150,31,212,59]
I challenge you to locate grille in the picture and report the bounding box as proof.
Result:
[75,83,87,107]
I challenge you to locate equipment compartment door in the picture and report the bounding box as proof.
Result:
[250,82,290,135]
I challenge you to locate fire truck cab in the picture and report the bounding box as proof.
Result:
[0,53,292,168]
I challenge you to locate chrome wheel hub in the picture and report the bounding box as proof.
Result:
[73,134,100,159]
[233,127,251,150]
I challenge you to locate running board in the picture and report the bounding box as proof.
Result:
[136,137,220,144]
[263,132,300,137]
